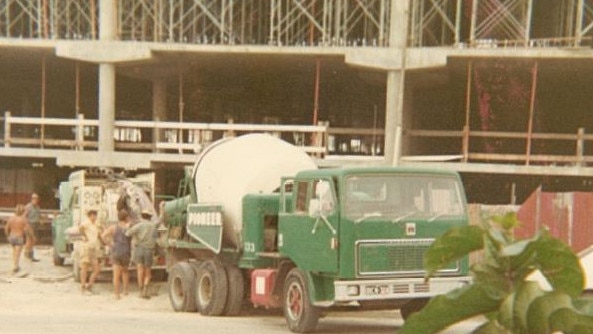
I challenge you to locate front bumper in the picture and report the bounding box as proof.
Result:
[334,276,472,302]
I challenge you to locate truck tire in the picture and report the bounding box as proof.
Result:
[168,262,197,312]
[400,298,429,321]
[72,257,80,283]
[223,264,244,316]
[53,249,65,266]
[283,268,320,333]
[195,260,228,316]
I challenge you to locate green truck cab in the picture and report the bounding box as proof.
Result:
[163,134,472,333]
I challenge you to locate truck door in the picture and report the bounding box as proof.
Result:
[279,178,339,273]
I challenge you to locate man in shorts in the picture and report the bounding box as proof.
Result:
[126,209,157,299]
[101,209,132,299]
[78,209,103,294]
[24,193,41,262]
[4,204,33,273]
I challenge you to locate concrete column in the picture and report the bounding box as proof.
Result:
[98,64,115,152]
[152,79,168,152]
[97,0,117,153]
[384,0,409,165]
[99,0,117,41]
[384,71,401,165]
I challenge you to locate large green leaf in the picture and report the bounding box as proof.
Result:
[399,284,501,334]
[526,292,573,334]
[471,261,510,299]
[502,238,539,283]
[473,320,510,334]
[549,307,593,334]
[534,232,584,297]
[572,297,593,316]
[424,225,484,277]
[483,228,506,268]
[573,296,593,315]
[497,291,515,330]
[490,212,520,232]
[502,239,532,257]
[512,281,546,333]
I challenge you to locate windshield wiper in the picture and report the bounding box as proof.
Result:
[392,211,418,223]
[355,212,382,223]
[428,211,462,222]
[428,211,447,222]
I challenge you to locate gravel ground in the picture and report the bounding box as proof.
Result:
[0,244,483,334]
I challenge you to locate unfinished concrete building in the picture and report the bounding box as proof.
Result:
[1,0,593,207]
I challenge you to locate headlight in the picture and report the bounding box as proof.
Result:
[347,285,360,296]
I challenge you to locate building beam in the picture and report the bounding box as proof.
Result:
[384,0,409,166]
[97,0,116,153]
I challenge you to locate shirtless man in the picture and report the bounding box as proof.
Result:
[4,204,33,273]
[101,209,132,300]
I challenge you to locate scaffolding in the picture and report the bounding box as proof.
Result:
[1,1,592,46]
[116,0,390,46]
[409,0,593,47]
[0,0,96,39]
[410,0,462,46]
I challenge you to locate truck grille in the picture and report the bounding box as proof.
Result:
[356,239,459,277]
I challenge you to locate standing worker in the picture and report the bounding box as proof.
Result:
[4,204,34,273]
[78,209,103,294]
[126,209,157,299]
[101,209,132,300]
[24,193,41,262]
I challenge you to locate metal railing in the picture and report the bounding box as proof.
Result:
[2,112,384,158]
[407,127,593,166]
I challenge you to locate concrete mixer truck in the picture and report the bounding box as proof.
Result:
[162,134,472,333]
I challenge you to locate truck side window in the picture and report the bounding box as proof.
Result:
[314,180,334,213]
[295,181,309,213]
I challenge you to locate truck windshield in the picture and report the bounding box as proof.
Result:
[344,174,465,222]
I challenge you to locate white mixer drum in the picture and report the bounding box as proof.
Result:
[192,133,317,247]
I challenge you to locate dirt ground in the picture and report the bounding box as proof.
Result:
[0,244,400,334]
[0,244,483,334]
[0,244,171,314]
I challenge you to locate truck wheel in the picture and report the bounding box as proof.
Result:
[400,298,429,321]
[223,264,244,316]
[53,249,65,266]
[195,260,228,316]
[168,262,197,312]
[283,268,320,333]
[72,258,80,283]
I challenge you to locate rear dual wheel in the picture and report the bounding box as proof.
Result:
[223,264,245,316]
[53,248,65,266]
[194,260,228,316]
[168,262,197,312]
[72,256,80,282]
[193,260,245,316]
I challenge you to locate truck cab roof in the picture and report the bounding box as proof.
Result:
[294,166,461,179]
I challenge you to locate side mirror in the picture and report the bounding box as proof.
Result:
[308,199,321,217]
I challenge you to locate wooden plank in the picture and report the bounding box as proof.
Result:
[406,129,464,137]
[8,117,97,126]
[328,127,386,135]
[468,153,593,163]
[114,142,154,150]
[402,155,463,162]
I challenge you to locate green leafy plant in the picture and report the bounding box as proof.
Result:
[399,212,593,334]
